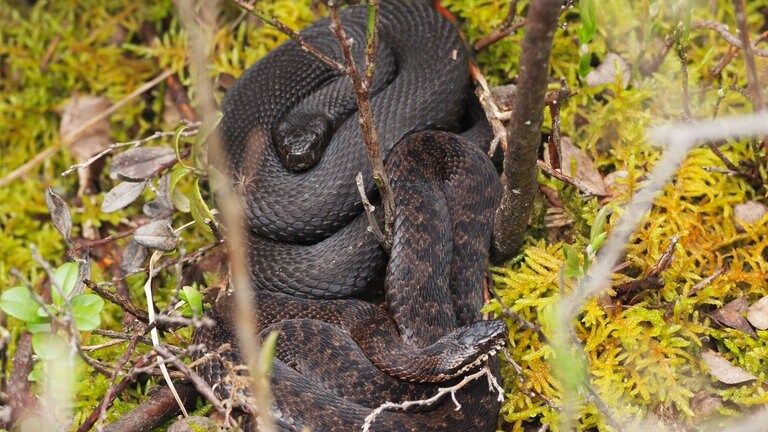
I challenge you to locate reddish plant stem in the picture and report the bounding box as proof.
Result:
[1,333,38,428]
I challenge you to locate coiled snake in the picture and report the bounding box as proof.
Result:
[193,1,507,430]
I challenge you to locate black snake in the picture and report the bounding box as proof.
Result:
[193,1,507,430]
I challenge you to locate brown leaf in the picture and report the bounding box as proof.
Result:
[585,53,631,88]
[121,240,148,273]
[134,219,177,251]
[59,95,112,196]
[711,297,757,338]
[101,180,148,213]
[110,147,177,181]
[747,295,768,330]
[733,200,767,232]
[701,349,757,384]
[544,137,606,195]
[143,175,174,218]
[60,95,112,160]
[690,391,722,420]
[45,187,72,241]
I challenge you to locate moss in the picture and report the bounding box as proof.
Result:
[2,0,768,430]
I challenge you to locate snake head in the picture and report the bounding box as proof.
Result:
[399,320,508,383]
[273,113,332,172]
[443,319,508,375]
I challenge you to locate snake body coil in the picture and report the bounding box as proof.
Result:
[193,1,506,430]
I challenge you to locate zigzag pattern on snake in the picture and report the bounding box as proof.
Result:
[192,1,507,430]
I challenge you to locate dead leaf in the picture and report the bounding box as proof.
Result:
[690,391,722,420]
[143,175,174,218]
[101,180,148,213]
[59,95,112,196]
[45,187,72,241]
[711,297,757,338]
[585,52,631,88]
[121,240,148,273]
[110,147,177,181]
[544,137,607,195]
[747,295,768,330]
[701,349,757,384]
[134,219,177,251]
[733,200,767,232]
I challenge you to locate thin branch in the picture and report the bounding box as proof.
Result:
[61,126,199,177]
[232,0,344,73]
[473,0,524,53]
[361,366,504,432]
[536,160,602,197]
[356,172,390,251]
[470,62,509,156]
[690,19,768,57]
[327,0,394,244]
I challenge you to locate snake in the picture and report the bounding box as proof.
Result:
[192,1,507,430]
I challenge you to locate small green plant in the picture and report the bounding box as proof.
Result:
[562,205,609,279]
[0,261,104,376]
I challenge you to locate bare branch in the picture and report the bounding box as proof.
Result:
[361,366,504,432]
[691,19,768,57]
[492,0,564,262]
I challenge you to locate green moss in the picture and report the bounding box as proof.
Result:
[2,0,768,430]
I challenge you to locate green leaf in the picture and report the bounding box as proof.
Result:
[258,331,279,376]
[174,124,193,170]
[170,166,191,213]
[0,286,48,324]
[193,111,223,170]
[190,178,215,234]
[71,294,105,331]
[590,206,610,245]
[52,262,79,306]
[28,362,45,382]
[180,285,203,318]
[32,332,69,360]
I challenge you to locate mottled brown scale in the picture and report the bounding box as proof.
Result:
[193,1,506,430]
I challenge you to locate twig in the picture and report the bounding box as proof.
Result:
[233,0,344,73]
[153,345,235,426]
[84,332,143,432]
[327,0,394,243]
[61,127,199,177]
[613,235,679,304]
[472,0,524,53]
[470,62,509,156]
[84,279,149,323]
[490,288,549,344]
[690,19,768,57]
[536,160,602,196]
[0,69,174,188]
[355,172,390,251]
[688,265,729,297]
[361,366,504,432]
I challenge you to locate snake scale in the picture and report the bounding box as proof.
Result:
[192,1,507,430]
